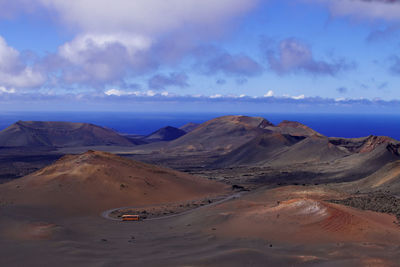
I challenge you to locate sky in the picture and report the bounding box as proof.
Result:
[0,0,400,113]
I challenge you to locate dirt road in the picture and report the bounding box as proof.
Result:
[101,192,243,221]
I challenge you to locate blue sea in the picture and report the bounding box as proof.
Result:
[0,112,399,140]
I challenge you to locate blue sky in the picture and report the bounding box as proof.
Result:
[0,0,400,112]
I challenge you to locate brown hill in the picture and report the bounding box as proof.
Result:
[165,115,274,154]
[216,134,350,168]
[0,121,134,148]
[266,135,349,166]
[318,137,400,184]
[214,132,305,167]
[345,160,400,194]
[179,122,200,133]
[0,151,227,214]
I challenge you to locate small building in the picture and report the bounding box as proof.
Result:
[122,215,140,221]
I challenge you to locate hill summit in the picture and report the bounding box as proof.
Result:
[145,126,186,142]
[0,151,226,214]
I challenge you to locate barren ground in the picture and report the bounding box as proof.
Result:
[1,185,400,267]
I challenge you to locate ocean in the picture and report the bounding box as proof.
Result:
[0,112,399,140]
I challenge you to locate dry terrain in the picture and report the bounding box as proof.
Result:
[1,115,400,266]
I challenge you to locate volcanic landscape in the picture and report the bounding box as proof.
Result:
[1,115,400,266]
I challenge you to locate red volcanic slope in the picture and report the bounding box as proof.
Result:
[0,151,227,214]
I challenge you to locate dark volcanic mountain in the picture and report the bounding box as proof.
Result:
[163,115,339,162]
[145,126,186,142]
[213,119,348,167]
[165,116,400,183]
[0,121,134,148]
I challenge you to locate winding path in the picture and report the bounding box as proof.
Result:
[101,192,243,222]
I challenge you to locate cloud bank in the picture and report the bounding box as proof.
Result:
[1,91,399,114]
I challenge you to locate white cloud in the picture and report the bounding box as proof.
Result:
[292,94,306,100]
[0,36,45,89]
[282,93,306,100]
[0,0,259,36]
[146,90,156,97]
[0,86,16,94]
[0,37,19,69]
[38,0,259,35]
[59,34,151,64]
[104,88,160,97]
[264,90,274,97]
[56,33,153,85]
[43,0,259,87]
[105,89,128,96]
[0,1,261,90]
[104,88,147,97]
[210,94,223,99]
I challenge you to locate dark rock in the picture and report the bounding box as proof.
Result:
[232,184,249,191]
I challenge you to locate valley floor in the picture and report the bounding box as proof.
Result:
[1,185,400,267]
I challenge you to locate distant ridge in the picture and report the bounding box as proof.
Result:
[0,121,135,148]
[159,115,400,180]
